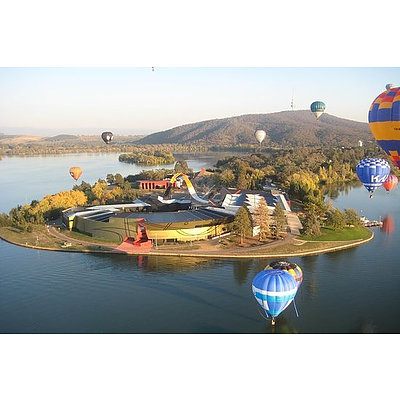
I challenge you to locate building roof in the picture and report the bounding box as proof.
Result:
[111,207,233,224]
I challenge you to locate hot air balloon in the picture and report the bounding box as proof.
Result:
[368,85,400,167]
[101,131,113,144]
[252,269,298,325]
[383,174,398,192]
[386,83,395,91]
[381,215,395,235]
[265,261,303,286]
[69,166,83,181]
[310,101,326,119]
[356,158,390,198]
[254,129,266,145]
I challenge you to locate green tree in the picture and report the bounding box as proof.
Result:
[174,160,191,174]
[272,203,286,238]
[231,206,253,244]
[106,174,115,185]
[325,208,346,229]
[114,173,124,187]
[302,212,321,237]
[0,213,11,227]
[253,197,271,241]
[344,208,362,227]
[217,169,236,187]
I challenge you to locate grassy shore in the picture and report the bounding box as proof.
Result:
[0,224,374,258]
[301,226,372,242]
[0,226,116,253]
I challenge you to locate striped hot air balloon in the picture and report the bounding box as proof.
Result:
[383,174,398,192]
[252,269,298,325]
[356,158,390,197]
[369,85,400,168]
[265,261,303,287]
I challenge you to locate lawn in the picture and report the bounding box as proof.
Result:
[301,226,372,242]
[62,229,121,244]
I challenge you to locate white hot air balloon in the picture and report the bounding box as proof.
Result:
[255,129,266,146]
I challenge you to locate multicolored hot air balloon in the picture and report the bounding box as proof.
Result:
[101,131,113,144]
[252,269,298,325]
[356,158,390,198]
[383,174,398,192]
[310,101,326,119]
[254,129,266,145]
[368,85,400,168]
[69,166,83,181]
[265,261,303,287]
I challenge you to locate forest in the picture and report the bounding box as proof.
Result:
[119,150,175,165]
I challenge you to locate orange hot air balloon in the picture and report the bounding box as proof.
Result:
[69,166,83,181]
[383,174,398,192]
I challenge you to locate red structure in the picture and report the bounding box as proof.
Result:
[115,219,152,254]
[137,179,176,190]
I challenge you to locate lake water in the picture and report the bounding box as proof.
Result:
[0,153,218,213]
[1,154,400,333]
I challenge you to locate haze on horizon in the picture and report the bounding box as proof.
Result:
[0,67,398,136]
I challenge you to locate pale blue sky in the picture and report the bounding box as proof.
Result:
[0,67,398,136]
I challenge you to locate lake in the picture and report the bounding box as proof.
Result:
[1,154,400,333]
[0,153,221,213]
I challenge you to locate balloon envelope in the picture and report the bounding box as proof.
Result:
[368,86,400,167]
[383,174,398,192]
[356,158,390,194]
[265,261,303,286]
[69,166,83,181]
[252,269,297,318]
[310,101,326,119]
[254,129,266,144]
[101,131,113,144]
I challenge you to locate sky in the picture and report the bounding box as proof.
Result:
[0,67,399,136]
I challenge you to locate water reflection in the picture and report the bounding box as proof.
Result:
[233,261,251,285]
[299,255,319,298]
[381,215,395,235]
[324,182,362,200]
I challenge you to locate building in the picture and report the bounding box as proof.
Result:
[62,205,234,244]
[137,179,176,190]
[220,189,291,213]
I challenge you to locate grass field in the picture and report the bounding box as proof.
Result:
[301,226,372,242]
[0,226,114,252]
[62,229,121,244]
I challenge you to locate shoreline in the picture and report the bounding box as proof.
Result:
[0,229,374,259]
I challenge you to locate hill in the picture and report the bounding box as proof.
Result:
[44,134,79,142]
[139,110,371,147]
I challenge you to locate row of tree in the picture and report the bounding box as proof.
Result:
[230,199,287,244]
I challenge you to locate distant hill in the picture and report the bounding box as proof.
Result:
[44,134,79,142]
[0,135,43,144]
[139,110,372,147]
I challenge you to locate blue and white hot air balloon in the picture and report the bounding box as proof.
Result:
[310,101,326,119]
[252,269,298,325]
[356,158,390,198]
